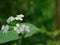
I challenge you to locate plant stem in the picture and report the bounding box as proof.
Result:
[17,39,22,45]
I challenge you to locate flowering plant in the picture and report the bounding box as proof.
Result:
[0,14,39,43]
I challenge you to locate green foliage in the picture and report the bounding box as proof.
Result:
[0,0,57,45]
[40,26,47,33]
[53,30,60,37]
[47,40,58,45]
[0,30,18,43]
[35,44,45,45]
[21,23,39,38]
[0,23,39,43]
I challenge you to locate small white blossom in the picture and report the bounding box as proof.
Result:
[20,25,30,34]
[14,23,30,34]
[7,16,15,23]
[14,27,17,31]
[15,14,24,21]
[16,23,20,27]
[14,23,21,34]
[1,25,9,33]
[14,27,20,34]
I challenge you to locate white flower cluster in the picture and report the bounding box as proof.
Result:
[14,23,30,34]
[7,14,24,24]
[7,16,15,24]
[1,25,9,33]
[15,14,24,21]
[1,14,30,34]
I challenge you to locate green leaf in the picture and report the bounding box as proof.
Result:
[20,23,39,38]
[0,23,39,43]
[53,30,60,37]
[40,26,47,33]
[47,40,57,45]
[0,30,18,43]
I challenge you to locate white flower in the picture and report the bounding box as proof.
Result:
[14,23,30,34]
[15,14,24,21]
[7,16,15,23]
[20,25,30,34]
[14,23,21,34]
[16,23,20,27]
[1,25,9,33]
[14,27,20,34]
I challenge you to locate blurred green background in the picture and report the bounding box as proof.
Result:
[0,0,56,45]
